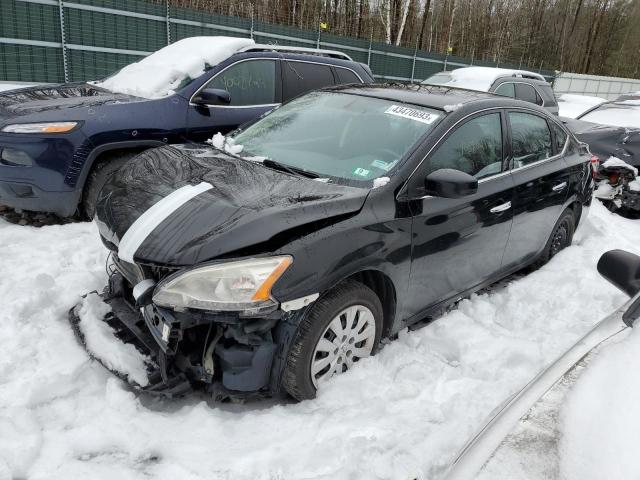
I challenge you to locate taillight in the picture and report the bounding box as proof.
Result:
[590,155,600,178]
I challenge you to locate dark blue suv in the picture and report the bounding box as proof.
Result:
[0,40,373,218]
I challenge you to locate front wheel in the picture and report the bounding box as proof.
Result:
[532,207,575,269]
[282,280,383,401]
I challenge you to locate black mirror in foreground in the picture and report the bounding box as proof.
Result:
[192,88,231,106]
[597,249,640,298]
[425,168,478,199]
[443,249,640,480]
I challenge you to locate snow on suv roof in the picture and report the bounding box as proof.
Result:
[422,66,546,93]
[94,36,255,99]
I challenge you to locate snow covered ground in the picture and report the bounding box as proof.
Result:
[1,201,639,480]
[557,93,606,118]
[0,82,37,92]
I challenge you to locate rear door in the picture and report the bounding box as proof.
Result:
[405,110,515,318]
[186,58,281,142]
[281,60,336,102]
[501,109,572,270]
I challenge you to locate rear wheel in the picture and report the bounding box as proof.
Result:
[81,151,138,219]
[532,207,575,269]
[282,280,383,401]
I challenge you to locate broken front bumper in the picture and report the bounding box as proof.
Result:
[69,271,300,400]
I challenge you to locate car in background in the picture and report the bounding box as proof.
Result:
[564,99,640,168]
[0,37,373,218]
[71,84,593,401]
[423,66,559,115]
[615,91,640,102]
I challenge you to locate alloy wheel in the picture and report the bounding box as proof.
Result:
[310,304,376,387]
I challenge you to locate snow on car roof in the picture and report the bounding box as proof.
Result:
[423,66,546,92]
[93,36,255,99]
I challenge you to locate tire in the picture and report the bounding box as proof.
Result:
[81,152,137,219]
[532,207,575,269]
[282,280,383,401]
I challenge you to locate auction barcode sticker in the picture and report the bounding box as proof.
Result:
[384,105,439,124]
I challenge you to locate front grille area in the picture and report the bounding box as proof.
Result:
[111,252,180,286]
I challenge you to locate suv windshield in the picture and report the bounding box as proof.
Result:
[232,91,442,182]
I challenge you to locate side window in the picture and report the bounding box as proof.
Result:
[550,121,568,153]
[428,113,503,179]
[508,112,553,166]
[205,60,276,106]
[515,83,538,104]
[282,62,335,101]
[494,82,515,98]
[335,67,361,85]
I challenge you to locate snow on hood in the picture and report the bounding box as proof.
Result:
[424,66,545,92]
[94,36,255,99]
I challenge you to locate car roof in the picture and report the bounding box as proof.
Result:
[324,83,543,112]
[424,66,548,90]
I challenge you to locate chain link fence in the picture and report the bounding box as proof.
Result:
[1,0,556,85]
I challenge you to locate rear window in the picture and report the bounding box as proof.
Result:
[509,111,553,166]
[282,61,335,101]
[335,67,361,85]
[515,83,538,104]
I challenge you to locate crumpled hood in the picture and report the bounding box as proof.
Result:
[0,83,142,125]
[96,144,369,266]
[563,117,640,167]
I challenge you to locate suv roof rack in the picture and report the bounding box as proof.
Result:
[238,44,353,61]
[510,71,546,81]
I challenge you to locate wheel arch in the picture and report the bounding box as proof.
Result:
[343,268,397,339]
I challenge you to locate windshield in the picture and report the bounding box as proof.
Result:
[580,102,640,128]
[232,91,442,183]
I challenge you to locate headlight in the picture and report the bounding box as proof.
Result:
[152,256,293,313]
[1,122,80,134]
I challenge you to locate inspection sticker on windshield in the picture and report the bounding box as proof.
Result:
[353,167,371,177]
[384,105,439,124]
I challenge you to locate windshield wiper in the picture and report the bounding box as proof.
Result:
[262,159,319,179]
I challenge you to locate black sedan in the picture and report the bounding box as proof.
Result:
[74,84,594,401]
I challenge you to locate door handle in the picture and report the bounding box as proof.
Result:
[552,182,568,192]
[490,201,511,213]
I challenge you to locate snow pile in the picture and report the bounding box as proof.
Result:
[207,132,244,155]
[559,327,640,480]
[1,203,640,479]
[426,67,544,92]
[601,155,638,176]
[95,37,254,99]
[444,103,463,112]
[75,293,150,387]
[0,83,37,93]
[372,176,390,188]
[557,93,606,118]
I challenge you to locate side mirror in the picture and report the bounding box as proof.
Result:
[578,143,589,155]
[597,250,640,297]
[425,168,478,199]
[192,88,231,106]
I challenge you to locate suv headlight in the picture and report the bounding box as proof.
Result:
[1,121,80,134]
[152,256,293,313]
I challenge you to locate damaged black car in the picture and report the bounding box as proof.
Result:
[71,84,594,401]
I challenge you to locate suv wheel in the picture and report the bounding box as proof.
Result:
[81,151,137,219]
[282,280,383,401]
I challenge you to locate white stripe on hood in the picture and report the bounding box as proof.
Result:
[118,182,213,263]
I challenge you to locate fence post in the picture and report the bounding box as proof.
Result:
[57,0,69,82]
[166,0,171,45]
[250,4,254,40]
[410,38,418,83]
[367,30,372,66]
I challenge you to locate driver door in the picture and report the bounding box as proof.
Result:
[405,110,515,319]
[186,58,282,142]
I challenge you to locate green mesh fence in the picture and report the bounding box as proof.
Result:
[0,0,556,85]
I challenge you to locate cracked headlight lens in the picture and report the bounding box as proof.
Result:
[152,256,293,313]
